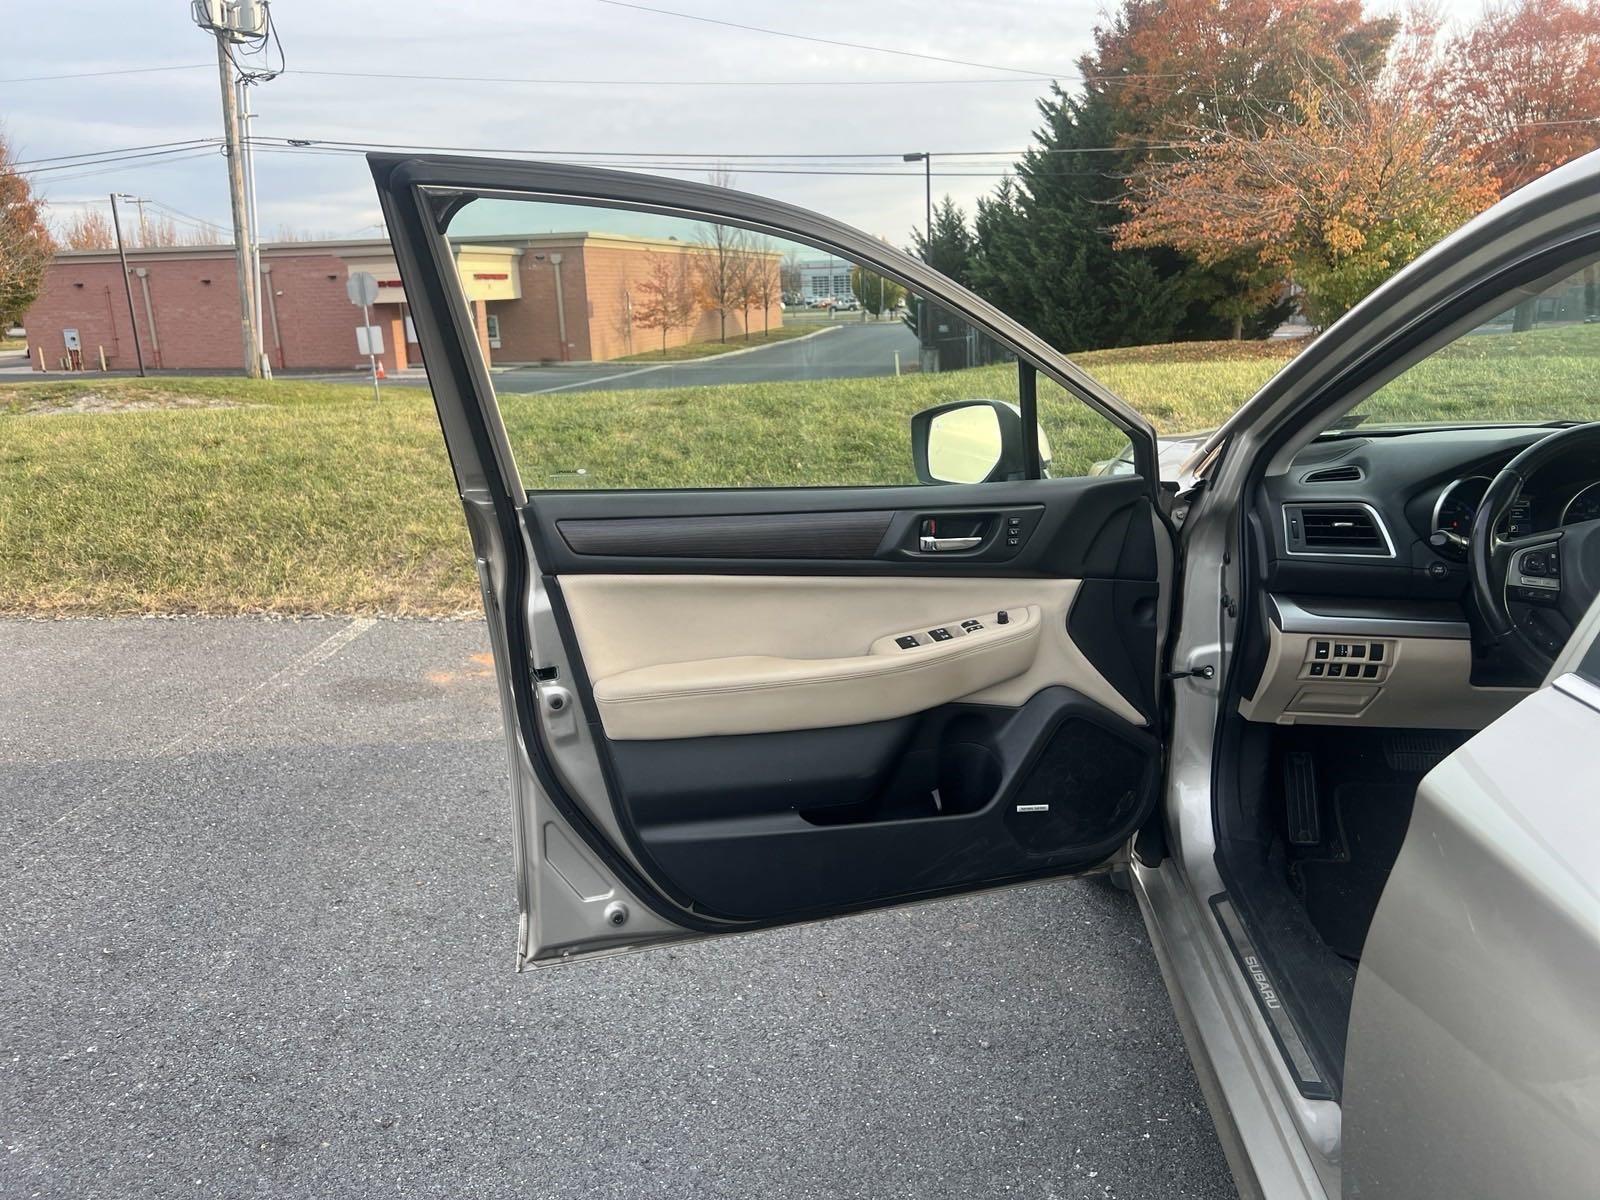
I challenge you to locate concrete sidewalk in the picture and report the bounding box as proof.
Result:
[1,617,1235,1200]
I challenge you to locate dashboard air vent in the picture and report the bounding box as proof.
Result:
[1301,464,1363,483]
[1284,503,1391,557]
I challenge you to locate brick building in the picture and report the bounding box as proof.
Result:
[26,232,782,374]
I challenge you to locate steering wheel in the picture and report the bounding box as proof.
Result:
[1470,422,1600,676]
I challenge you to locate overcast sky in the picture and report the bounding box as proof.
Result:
[11,0,1468,249]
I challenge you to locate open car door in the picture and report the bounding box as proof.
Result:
[1342,603,1600,1196]
[371,155,1172,965]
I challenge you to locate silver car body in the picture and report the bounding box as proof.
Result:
[373,147,1600,1200]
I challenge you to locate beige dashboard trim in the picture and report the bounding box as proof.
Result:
[1239,623,1529,729]
[557,574,1147,739]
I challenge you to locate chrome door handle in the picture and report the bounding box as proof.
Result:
[919,535,982,553]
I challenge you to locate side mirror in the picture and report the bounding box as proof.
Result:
[911,399,1029,485]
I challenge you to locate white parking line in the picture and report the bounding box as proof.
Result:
[528,365,667,394]
[9,617,377,867]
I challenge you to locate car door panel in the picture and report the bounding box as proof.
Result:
[371,152,1169,963]
[1343,674,1600,1197]
[609,690,1160,922]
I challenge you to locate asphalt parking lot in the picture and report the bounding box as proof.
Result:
[1,616,1237,1199]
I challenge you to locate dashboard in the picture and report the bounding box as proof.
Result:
[1433,469,1600,546]
[1242,423,1594,728]
[1261,424,1596,593]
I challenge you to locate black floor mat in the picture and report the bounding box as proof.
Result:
[1291,781,1418,959]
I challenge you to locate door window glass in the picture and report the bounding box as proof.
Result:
[1351,260,1600,429]
[441,194,1126,490]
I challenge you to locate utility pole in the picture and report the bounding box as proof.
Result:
[214,36,261,377]
[128,197,150,246]
[238,77,271,377]
[109,193,147,377]
[903,152,933,261]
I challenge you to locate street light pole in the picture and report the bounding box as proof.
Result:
[109,193,146,378]
[903,152,932,260]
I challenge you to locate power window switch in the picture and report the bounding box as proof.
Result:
[928,628,953,642]
[895,635,920,650]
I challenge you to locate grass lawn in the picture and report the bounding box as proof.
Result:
[611,323,829,363]
[0,337,25,352]
[4,326,1598,617]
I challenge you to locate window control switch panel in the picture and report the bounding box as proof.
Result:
[882,610,1022,651]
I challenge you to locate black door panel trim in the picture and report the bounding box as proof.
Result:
[530,477,1157,579]
[558,510,895,560]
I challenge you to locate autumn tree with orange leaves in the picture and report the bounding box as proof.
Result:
[633,253,698,356]
[1432,0,1600,197]
[1118,14,1500,326]
[1,132,52,328]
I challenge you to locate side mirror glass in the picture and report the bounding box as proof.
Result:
[911,399,1028,484]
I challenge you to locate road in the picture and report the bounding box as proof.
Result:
[0,322,922,395]
[484,321,921,394]
[1,617,1236,1199]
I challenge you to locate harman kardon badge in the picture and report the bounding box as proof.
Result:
[1015,803,1050,812]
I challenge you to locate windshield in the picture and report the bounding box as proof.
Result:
[1346,262,1600,430]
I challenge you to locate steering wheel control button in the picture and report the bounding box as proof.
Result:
[895,635,920,650]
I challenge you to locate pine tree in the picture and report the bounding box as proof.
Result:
[910,197,976,288]
[967,86,1187,352]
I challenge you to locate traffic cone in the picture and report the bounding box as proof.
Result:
[375,361,386,379]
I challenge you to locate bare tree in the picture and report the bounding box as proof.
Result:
[780,250,802,301]
[59,208,116,250]
[746,237,782,337]
[693,221,747,342]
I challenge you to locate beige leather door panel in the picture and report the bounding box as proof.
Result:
[560,574,1146,738]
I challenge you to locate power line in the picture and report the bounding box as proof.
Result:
[590,0,1100,79]
[21,144,224,176]
[26,149,222,187]
[0,63,210,85]
[11,139,220,168]
[252,134,1169,158]
[287,67,1058,87]
[246,141,1115,178]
